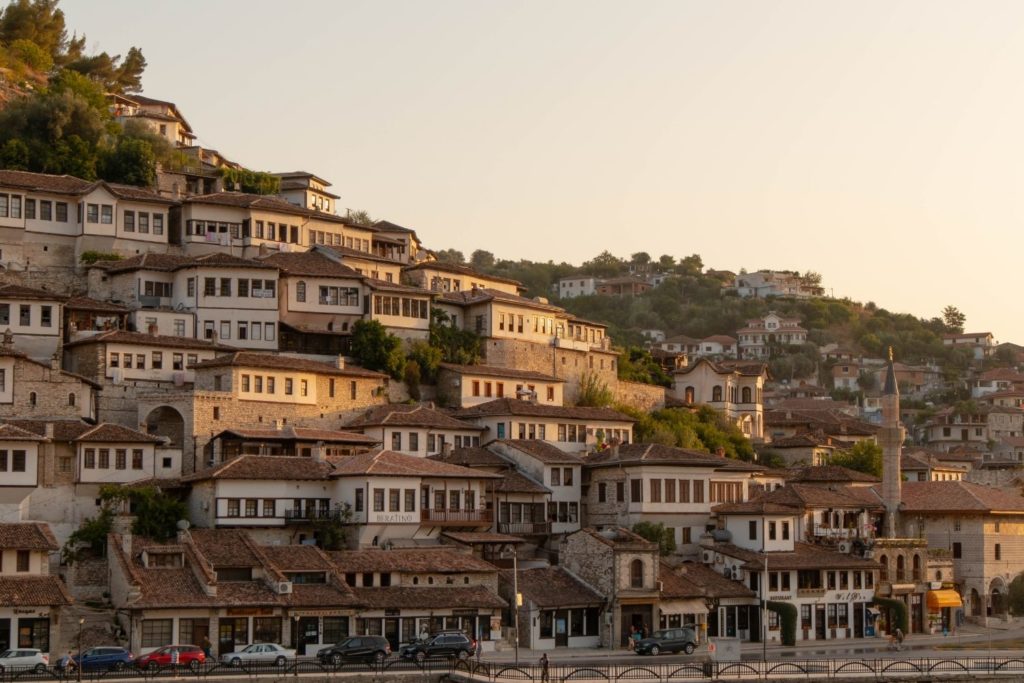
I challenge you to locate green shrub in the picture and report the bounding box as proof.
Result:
[871,597,909,634]
[766,601,797,646]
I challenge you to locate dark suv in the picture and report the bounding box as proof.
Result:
[317,636,391,666]
[400,633,476,661]
[635,628,698,655]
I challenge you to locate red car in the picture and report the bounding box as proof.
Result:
[136,645,206,671]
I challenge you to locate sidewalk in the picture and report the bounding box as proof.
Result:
[481,621,1024,664]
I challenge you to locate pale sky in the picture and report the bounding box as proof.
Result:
[61,1,1024,343]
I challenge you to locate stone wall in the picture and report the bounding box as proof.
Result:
[1,355,95,421]
[67,557,110,601]
[613,380,665,412]
[966,468,1024,488]
[482,338,619,405]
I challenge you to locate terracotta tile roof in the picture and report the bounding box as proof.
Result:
[672,562,756,599]
[0,170,172,203]
[658,560,706,600]
[99,252,275,274]
[213,427,379,444]
[441,532,525,544]
[437,287,565,313]
[363,277,432,294]
[315,244,406,265]
[262,545,335,572]
[427,447,509,468]
[712,499,804,515]
[260,251,363,279]
[373,220,416,234]
[585,443,762,471]
[185,191,327,218]
[438,363,562,383]
[188,529,261,568]
[63,330,236,352]
[331,450,501,479]
[576,527,657,550]
[330,548,498,574]
[495,439,584,465]
[2,419,93,441]
[0,576,72,606]
[346,404,481,431]
[493,470,550,495]
[64,296,131,313]
[752,483,883,511]
[898,481,1024,513]
[766,432,840,449]
[0,423,48,441]
[286,582,360,608]
[717,542,881,571]
[191,351,387,378]
[0,283,63,301]
[454,399,634,423]
[350,585,504,610]
[504,567,603,608]
[788,465,879,483]
[180,455,335,483]
[702,335,738,345]
[764,408,878,436]
[404,261,523,288]
[673,358,768,377]
[0,523,59,550]
[74,423,164,443]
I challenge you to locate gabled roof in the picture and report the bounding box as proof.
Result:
[96,252,276,274]
[0,522,59,550]
[403,261,523,288]
[585,443,762,472]
[349,585,504,610]
[63,330,236,352]
[190,352,387,379]
[673,357,768,377]
[330,548,498,574]
[346,404,481,431]
[180,455,335,483]
[666,562,755,599]
[331,450,501,479]
[0,169,173,203]
[788,465,879,483]
[64,296,131,313]
[454,399,634,423]
[495,439,584,465]
[0,283,63,301]
[0,576,72,606]
[260,251,363,279]
[438,363,562,383]
[898,481,1024,513]
[427,447,509,468]
[185,191,332,218]
[0,348,102,388]
[716,542,881,571]
[493,469,550,494]
[505,567,603,608]
[574,526,656,550]
[314,244,406,265]
[2,419,94,441]
[437,287,565,313]
[74,423,163,443]
[0,423,48,441]
[373,219,416,234]
[211,426,379,444]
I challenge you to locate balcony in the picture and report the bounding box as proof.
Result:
[283,508,346,524]
[421,509,492,527]
[498,521,552,536]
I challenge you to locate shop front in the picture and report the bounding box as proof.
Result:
[287,611,350,656]
[0,609,53,653]
[927,589,963,635]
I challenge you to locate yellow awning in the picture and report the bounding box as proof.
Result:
[927,589,963,610]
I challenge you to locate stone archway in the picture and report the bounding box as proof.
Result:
[990,578,1007,617]
[143,405,185,448]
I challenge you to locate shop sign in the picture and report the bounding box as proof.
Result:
[225,608,275,616]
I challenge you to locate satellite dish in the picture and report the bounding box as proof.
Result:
[176,519,191,531]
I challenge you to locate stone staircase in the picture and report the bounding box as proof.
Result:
[57,602,121,656]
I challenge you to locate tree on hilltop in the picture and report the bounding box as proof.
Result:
[942,306,966,334]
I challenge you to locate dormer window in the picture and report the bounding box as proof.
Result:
[144,550,184,568]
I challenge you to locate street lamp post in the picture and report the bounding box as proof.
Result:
[291,615,300,678]
[762,517,768,662]
[512,548,520,665]
[77,617,84,683]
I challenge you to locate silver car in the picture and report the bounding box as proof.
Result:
[0,648,49,673]
[220,643,296,667]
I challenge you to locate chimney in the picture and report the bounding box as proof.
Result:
[50,353,60,371]
[1,329,12,348]
[258,243,268,257]
[44,423,54,440]
[441,440,453,456]
[210,330,218,345]
[312,441,326,462]
[336,355,346,369]
[148,323,159,336]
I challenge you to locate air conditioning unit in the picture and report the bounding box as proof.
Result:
[702,550,713,564]
[111,368,124,385]
[838,541,852,554]
[732,567,741,580]
[276,581,292,594]
[715,555,723,564]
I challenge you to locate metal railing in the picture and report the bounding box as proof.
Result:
[283,508,345,523]
[450,656,1024,681]
[422,509,493,525]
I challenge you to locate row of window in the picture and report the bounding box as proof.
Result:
[539,608,599,639]
[0,449,27,472]
[0,194,70,222]
[121,210,164,234]
[83,448,145,470]
[597,478,709,505]
[307,230,370,253]
[0,304,53,328]
[110,352,196,371]
[498,313,561,337]
[203,320,276,342]
[388,432,480,452]
[748,519,791,541]
[297,284,360,307]
[373,295,428,319]
[239,374,311,397]
[550,467,574,487]
[198,277,277,298]
[470,380,556,402]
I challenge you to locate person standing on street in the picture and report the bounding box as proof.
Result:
[539,653,549,683]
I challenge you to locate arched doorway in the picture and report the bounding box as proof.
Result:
[990,579,1007,617]
[144,406,185,448]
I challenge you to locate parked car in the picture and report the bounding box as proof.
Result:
[220,643,296,667]
[57,647,134,672]
[317,636,391,666]
[0,648,48,673]
[400,632,476,662]
[136,645,205,671]
[635,628,698,655]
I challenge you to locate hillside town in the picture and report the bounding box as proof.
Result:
[0,84,1022,668]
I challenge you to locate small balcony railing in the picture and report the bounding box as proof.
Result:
[498,521,552,535]
[421,509,492,526]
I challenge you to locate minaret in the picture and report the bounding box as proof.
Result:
[880,347,903,537]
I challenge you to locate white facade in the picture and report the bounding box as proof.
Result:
[557,277,599,299]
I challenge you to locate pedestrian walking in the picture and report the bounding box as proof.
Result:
[201,635,212,658]
[539,653,549,683]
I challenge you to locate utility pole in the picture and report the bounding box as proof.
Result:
[513,548,521,665]
[762,516,768,662]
